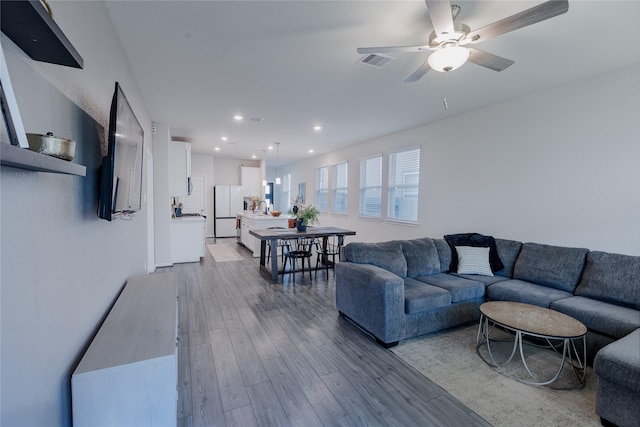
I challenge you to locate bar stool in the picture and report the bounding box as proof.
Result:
[266,227,288,266]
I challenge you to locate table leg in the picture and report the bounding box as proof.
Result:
[269,239,279,282]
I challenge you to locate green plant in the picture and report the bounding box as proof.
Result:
[287,204,320,226]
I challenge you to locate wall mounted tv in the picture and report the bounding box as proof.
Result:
[98,82,144,221]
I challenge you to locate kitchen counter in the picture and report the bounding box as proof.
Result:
[238,212,289,257]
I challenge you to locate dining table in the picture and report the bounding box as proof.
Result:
[249,226,356,282]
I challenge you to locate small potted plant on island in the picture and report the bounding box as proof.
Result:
[288,202,319,232]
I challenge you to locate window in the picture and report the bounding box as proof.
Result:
[315,166,329,212]
[388,147,420,222]
[331,162,348,213]
[359,155,382,218]
[282,173,291,211]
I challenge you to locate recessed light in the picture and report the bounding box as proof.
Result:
[268,145,273,150]
[308,149,314,153]
[313,125,322,131]
[251,155,257,159]
[221,136,228,141]
[233,115,244,121]
[214,147,220,151]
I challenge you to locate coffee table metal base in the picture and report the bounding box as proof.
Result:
[476,313,586,388]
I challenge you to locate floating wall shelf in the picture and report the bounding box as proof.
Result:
[1,143,86,176]
[0,0,84,69]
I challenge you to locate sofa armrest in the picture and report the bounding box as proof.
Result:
[335,262,406,345]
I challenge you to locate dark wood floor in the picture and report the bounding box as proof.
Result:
[164,238,492,427]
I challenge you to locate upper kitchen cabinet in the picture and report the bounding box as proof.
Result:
[169,141,191,196]
[240,166,260,198]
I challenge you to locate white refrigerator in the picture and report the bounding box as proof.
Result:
[214,185,244,237]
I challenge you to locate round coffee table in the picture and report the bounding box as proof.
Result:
[476,301,587,388]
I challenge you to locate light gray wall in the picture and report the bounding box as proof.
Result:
[1,2,150,426]
[152,123,173,266]
[281,64,640,256]
[213,158,259,185]
[191,153,215,236]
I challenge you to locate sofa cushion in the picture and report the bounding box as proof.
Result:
[404,278,451,314]
[513,243,589,293]
[456,246,494,276]
[494,239,523,277]
[454,274,510,286]
[594,329,640,394]
[434,239,452,273]
[550,296,640,339]
[444,233,504,273]
[487,279,573,308]
[416,273,485,303]
[401,238,441,278]
[575,251,640,311]
[343,241,407,277]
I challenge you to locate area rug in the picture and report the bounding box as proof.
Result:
[207,244,244,262]
[391,324,599,427]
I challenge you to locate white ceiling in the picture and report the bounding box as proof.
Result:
[105,0,640,167]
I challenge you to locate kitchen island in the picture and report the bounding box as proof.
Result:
[238,212,289,257]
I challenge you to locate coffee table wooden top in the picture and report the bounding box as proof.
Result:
[480,301,587,339]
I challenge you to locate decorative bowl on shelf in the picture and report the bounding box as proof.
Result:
[27,132,76,161]
[270,210,281,217]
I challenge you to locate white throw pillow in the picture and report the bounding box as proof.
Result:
[456,246,494,276]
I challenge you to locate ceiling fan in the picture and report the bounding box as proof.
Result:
[357,0,569,82]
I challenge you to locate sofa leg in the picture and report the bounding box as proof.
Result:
[338,311,346,318]
[600,417,618,427]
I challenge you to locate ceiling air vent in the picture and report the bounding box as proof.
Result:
[358,53,394,69]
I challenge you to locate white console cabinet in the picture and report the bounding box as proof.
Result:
[72,273,178,427]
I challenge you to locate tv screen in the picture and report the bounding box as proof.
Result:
[98,82,144,221]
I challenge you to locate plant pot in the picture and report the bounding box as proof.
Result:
[296,219,307,232]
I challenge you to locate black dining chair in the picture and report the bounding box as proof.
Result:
[315,235,340,277]
[283,237,315,282]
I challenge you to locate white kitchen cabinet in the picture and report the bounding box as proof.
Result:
[72,273,178,427]
[169,141,192,196]
[171,216,205,263]
[239,213,288,257]
[240,166,261,198]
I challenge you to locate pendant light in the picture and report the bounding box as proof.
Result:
[275,142,281,185]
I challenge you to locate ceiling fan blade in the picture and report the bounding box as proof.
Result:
[465,0,569,44]
[357,45,430,54]
[405,59,432,83]
[466,47,514,72]
[425,0,455,37]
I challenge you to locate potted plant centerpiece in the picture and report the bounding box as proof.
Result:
[288,202,319,232]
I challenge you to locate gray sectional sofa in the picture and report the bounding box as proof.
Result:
[335,235,640,427]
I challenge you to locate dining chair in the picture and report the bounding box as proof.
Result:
[283,237,315,282]
[315,234,341,277]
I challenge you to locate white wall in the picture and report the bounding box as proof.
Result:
[213,158,259,185]
[281,65,640,256]
[1,2,151,426]
[191,153,215,236]
[152,123,173,266]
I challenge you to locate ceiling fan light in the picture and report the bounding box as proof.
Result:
[428,46,469,72]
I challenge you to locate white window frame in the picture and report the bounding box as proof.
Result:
[315,166,329,212]
[331,161,348,214]
[387,146,420,223]
[359,155,383,218]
